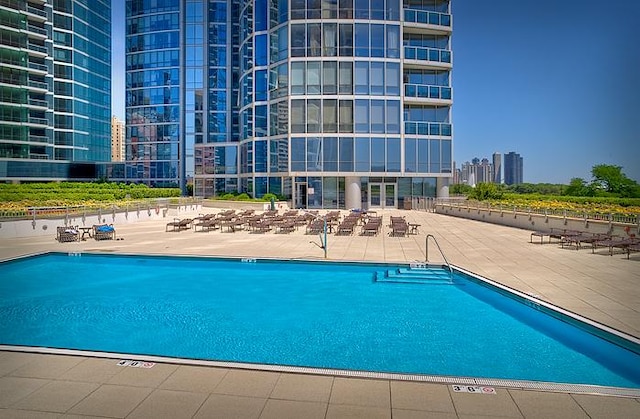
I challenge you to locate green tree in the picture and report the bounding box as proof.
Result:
[450,184,474,195]
[590,164,638,197]
[469,182,504,201]
[564,177,593,197]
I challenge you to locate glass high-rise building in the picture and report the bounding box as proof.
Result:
[504,151,523,185]
[126,0,453,208]
[0,0,111,180]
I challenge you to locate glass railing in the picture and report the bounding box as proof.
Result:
[27,24,47,36]
[404,46,452,64]
[28,134,50,143]
[26,5,47,18]
[404,122,452,137]
[27,42,47,54]
[404,84,452,100]
[28,80,48,90]
[28,98,48,107]
[28,62,48,72]
[28,116,48,125]
[404,9,451,27]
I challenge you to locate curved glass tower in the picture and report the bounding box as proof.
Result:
[126,0,452,208]
[0,0,111,180]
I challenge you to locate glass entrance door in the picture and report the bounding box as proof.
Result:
[370,184,382,207]
[369,183,396,209]
[295,183,307,209]
[385,183,396,207]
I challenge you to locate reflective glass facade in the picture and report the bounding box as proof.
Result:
[0,0,111,180]
[126,0,453,207]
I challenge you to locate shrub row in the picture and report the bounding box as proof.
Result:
[0,182,180,206]
[500,193,640,208]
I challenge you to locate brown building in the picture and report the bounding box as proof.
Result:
[111,115,125,162]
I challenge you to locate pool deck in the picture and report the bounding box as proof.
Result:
[1,208,639,418]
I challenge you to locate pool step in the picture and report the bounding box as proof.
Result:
[375,267,454,285]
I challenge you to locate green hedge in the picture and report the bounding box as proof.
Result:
[500,193,640,208]
[0,182,180,205]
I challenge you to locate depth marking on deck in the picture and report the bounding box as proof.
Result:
[452,385,496,394]
[117,360,155,368]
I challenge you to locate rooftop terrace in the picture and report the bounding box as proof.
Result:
[0,208,638,418]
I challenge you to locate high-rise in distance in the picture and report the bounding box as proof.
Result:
[126,0,453,209]
[0,0,111,180]
[504,151,523,185]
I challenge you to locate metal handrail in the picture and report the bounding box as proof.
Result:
[303,210,328,259]
[425,234,452,274]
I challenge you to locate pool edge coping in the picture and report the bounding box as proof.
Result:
[1,345,639,398]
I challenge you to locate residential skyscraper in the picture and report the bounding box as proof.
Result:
[126,0,453,208]
[0,0,111,180]
[492,152,501,184]
[111,116,125,162]
[504,151,523,185]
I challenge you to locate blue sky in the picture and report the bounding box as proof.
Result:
[111,0,640,184]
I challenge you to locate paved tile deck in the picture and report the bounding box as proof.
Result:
[1,208,639,418]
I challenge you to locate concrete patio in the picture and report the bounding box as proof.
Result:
[1,208,639,418]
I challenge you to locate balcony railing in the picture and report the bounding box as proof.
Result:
[404,122,452,136]
[26,24,47,36]
[26,5,47,18]
[404,46,452,64]
[28,80,48,90]
[27,42,47,54]
[404,84,452,100]
[28,98,48,107]
[28,134,50,143]
[28,61,48,72]
[28,116,48,125]
[404,9,451,27]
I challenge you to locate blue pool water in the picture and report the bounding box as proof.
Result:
[1,253,639,388]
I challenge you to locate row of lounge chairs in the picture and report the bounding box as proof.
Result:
[531,227,640,259]
[166,209,318,235]
[165,209,418,238]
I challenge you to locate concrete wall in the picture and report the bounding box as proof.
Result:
[0,204,202,239]
[435,203,638,237]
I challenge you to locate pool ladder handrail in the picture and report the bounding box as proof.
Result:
[425,234,453,275]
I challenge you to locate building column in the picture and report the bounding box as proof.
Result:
[345,176,361,209]
[436,177,450,198]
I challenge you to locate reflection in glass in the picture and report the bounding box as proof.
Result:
[355,137,370,172]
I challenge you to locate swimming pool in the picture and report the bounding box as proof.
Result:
[1,252,639,391]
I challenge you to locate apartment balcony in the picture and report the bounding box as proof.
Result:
[27,60,48,72]
[0,0,47,20]
[403,46,452,69]
[404,8,452,34]
[27,116,48,126]
[26,41,47,55]
[27,97,48,108]
[26,24,48,37]
[28,134,50,143]
[404,84,452,104]
[27,79,48,91]
[404,121,452,137]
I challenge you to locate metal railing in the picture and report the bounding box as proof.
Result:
[404,83,452,100]
[436,199,640,225]
[404,8,452,27]
[0,198,201,222]
[425,234,452,274]
[404,46,452,64]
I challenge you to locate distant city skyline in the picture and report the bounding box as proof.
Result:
[111,0,640,185]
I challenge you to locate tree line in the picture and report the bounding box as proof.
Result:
[451,164,640,200]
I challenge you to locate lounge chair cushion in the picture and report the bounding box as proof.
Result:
[96,225,115,233]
